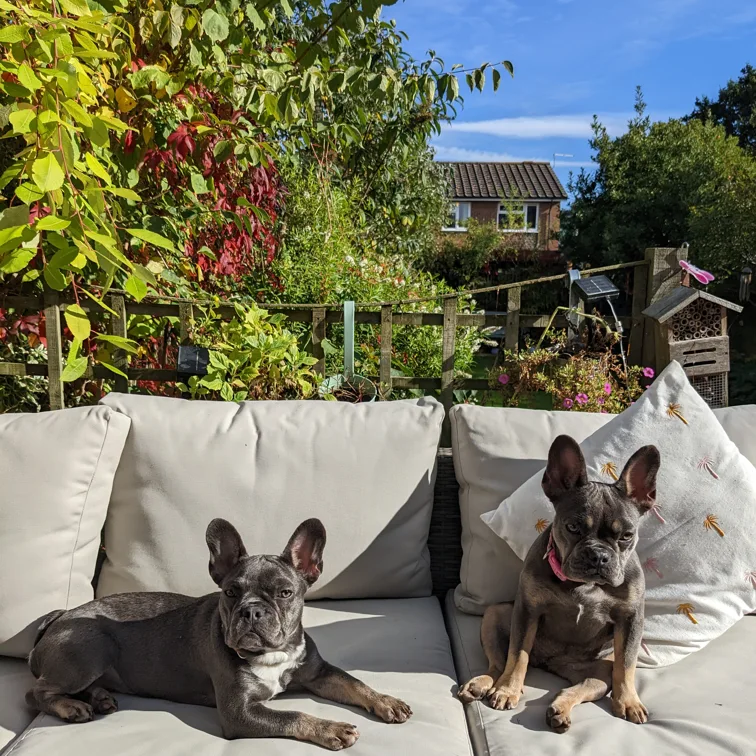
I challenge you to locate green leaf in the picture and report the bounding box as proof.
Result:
[492,68,501,92]
[503,60,514,76]
[43,264,67,290]
[213,140,233,161]
[190,172,210,194]
[279,0,293,16]
[220,382,234,401]
[126,227,177,253]
[98,360,128,378]
[64,303,91,341]
[17,63,42,92]
[59,0,91,16]
[36,215,71,231]
[202,8,229,43]
[61,99,93,127]
[169,3,185,48]
[80,287,118,316]
[61,355,88,383]
[0,25,29,44]
[15,182,45,204]
[245,3,265,30]
[96,333,139,353]
[189,41,203,68]
[85,117,109,147]
[0,248,35,274]
[104,186,141,201]
[85,152,111,184]
[9,108,36,134]
[32,153,65,192]
[0,204,30,230]
[124,273,148,301]
[134,263,157,285]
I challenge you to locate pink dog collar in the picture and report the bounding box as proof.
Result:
[544,531,568,582]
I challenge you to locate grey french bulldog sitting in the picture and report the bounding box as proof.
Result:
[459,435,660,733]
[26,518,412,750]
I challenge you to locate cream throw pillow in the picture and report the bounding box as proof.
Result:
[481,361,756,667]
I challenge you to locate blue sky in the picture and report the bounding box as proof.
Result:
[387,0,756,193]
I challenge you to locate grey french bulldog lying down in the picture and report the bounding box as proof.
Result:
[26,518,412,750]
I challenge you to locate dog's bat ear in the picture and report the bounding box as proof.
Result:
[281,519,326,585]
[541,435,588,502]
[617,445,660,512]
[206,519,248,586]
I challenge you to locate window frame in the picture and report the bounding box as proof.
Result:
[443,201,472,232]
[497,202,539,233]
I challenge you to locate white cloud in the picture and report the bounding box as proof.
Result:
[433,145,595,168]
[446,113,633,139]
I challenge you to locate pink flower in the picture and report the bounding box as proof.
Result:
[643,367,655,379]
[600,409,608,414]
[604,382,612,395]
[498,374,510,385]
[575,393,589,405]
[562,398,573,409]
[597,396,605,405]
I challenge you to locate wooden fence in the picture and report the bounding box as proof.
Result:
[0,248,687,438]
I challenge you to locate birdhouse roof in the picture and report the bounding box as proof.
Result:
[643,286,743,323]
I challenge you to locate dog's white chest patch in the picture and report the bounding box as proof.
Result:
[246,642,305,698]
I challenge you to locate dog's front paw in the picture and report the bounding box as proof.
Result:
[546,703,571,733]
[88,687,118,715]
[313,721,360,751]
[487,685,521,711]
[612,692,648,724]
[458,675,494,704]
[51,699,94,723]
[372,694,412,723]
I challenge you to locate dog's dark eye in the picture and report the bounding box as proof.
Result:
[566,523,580,534]
[224,589,236,598]
[279,589,293,599]
[620,532,634,541]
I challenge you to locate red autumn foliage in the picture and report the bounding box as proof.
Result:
[139,84,280,290]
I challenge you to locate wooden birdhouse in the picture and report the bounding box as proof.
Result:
[643,287,743,408]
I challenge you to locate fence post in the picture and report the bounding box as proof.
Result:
[380,304,392,397]
[43,292,64,410]
[178,303,194,345]
[628,264,648,366]
[641,247,688,370]
[505,286,521,352]
[440,296,457,447]
[311,307,326,377]
[109,295,129,394]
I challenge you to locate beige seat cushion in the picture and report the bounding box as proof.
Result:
[98,395,444,600]
[450,404,756,614]
[445,591,756,756]
[0,657,37,753]
[7,598,473,756]
[0,407,131,657]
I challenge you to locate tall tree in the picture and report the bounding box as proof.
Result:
[562,89,756,277]
[686,64,756,152]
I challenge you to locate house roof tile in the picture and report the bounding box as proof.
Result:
[439,161,568,200]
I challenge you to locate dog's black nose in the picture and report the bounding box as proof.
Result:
[586,549,611,567]
[239,603,267,622]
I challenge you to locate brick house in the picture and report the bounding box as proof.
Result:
[439,161,567,253]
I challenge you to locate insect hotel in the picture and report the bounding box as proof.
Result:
[643,287,743,409]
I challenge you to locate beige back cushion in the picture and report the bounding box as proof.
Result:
[450,403,755,615]
[0,407,131,657]
[98,395,444,600]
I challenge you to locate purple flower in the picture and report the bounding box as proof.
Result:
[600,409,608,414]
[604,382,612,395]
[575,393,589,405]
[597,396,605,405]
[498,374,510,385]
[562,397,573,409]
[643,367,655,379]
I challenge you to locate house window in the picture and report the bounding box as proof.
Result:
[444,201,471,231]
[498,203,539,232]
